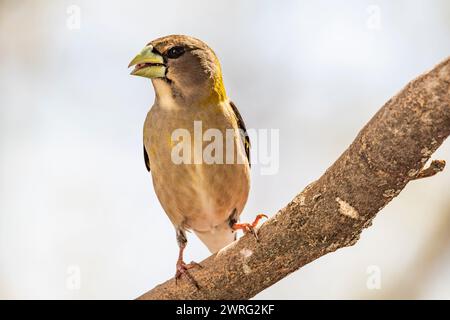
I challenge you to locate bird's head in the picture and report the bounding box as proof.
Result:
[129,35,227,106]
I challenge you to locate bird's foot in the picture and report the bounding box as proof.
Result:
[175,259,203,289]
[232,214,268,241]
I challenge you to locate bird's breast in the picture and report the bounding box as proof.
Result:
[144,102,250,231]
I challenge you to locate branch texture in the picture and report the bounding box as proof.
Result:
[138,57,450,300]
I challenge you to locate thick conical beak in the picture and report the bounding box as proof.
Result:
[128,45,166,79]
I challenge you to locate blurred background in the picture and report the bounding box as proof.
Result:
[1,0,450,299]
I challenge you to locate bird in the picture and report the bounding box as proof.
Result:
[128,35,267,288]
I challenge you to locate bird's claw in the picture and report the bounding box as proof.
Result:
[232,214,268,242]
[247,225,259,241]
[175,260,202,289]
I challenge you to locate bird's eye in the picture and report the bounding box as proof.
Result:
[166,46,185,59]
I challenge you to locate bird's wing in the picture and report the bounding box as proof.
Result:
[229,101,251,167]
[143,144,150,172]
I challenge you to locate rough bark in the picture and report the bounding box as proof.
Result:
[138,57,450,300]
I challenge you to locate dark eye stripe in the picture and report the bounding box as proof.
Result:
[166,46,185,59]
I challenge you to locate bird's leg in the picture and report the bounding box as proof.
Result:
[231,214,268,241]
[175,229,202,289]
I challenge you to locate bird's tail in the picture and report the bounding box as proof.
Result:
[194,223,236,253]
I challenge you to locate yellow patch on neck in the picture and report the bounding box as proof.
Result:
[200,57,227,106]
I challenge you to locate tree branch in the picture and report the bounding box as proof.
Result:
[138,57,450,300]
[413,159,446,180]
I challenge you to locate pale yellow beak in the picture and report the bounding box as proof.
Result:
[128,45,166,79]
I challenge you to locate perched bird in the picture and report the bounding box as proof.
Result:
[129,35,266,287]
